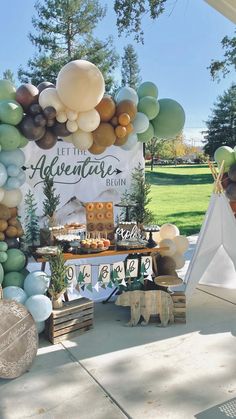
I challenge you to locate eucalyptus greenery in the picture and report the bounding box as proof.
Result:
[42,174,60,218]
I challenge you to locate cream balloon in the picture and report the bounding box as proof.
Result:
[60,134,74,143]
[77,109,100,132]
[66,109,78,121]
[56,60,105,112]
[173,235,189,254]
[172,252,185,269]
[0,187,5,202]
[39,88,64,112]
[160,223,180,240]
[66,120,78,133]
[1,188,22,207]
[152,231,162,243]
[132,112,149,134]
[159,239,177,257]
[56,111,67,123]
[72,129,93,150]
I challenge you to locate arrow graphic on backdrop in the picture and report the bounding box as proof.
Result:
[115,169,123,175]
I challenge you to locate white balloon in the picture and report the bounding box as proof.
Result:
[159,239,177,256]
[160,223,180,240]
[0,187,5,202]
[172,252,185,269]
[77,109,100,132]
[72,129,93,150]
[121,133,138,151]
[39,88,64,112]
[133,112,149,134]
[66,109,78,121]
[173,235,189,254]
[56,111,67,123]
[116,86,139,105]
[1,188,22,207]
[66,120,78,133]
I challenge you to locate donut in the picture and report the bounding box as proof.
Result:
[86,203,94,212]
[106,202,113,210]
[96,202,104,210]
[97,223,104,231]
[106,223,114,230]
[105,211,113,219]
[87,223,95,231]
[87,213,94,221]
[97,212,104,220]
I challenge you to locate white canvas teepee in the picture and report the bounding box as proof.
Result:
[185,192,236,298]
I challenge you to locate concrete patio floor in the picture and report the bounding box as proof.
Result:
[1,236,236,419]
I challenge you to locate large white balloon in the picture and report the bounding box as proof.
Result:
[116,87,139,105]
[72,129,93,150]
[172,252,185,269]
[173,235,189,254]
[3,286,27,304]
[132,112,149,134]
[25,295,52,322]
[1,188,22,207]
[56,60,105,112]
[160,223,180,240]
[159,239,177,257]
[121,133,138,151]
[77,109,100,132]
[39,88,64,112]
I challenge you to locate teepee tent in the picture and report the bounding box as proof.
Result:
[204,0,236,23]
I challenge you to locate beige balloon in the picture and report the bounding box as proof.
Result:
[66,120,78,133]
[60,134,74,143]
[173,235,189,254]
[72,129,93,150]
[39,88,64,112]
[172,252,185,269]
[77,109,100,132]
[160,223,180,240]
[66,109,78,121]
[56,60,105,112]
[159,239,177,256]
[1,189,23,208]
[56,111,67,123]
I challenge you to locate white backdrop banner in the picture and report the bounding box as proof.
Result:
[21,141,144,224]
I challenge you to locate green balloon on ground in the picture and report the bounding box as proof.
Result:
[2,249,26,273]
[18,133,29,148]
[137,122,154,143]
[0,80,16,101]
[0,124,21,150]
[0,100,23,125]
[152,98,185,139]
[0,263,3,284]
[138,96,160,120]
[214,146,235,172]
[138,82,158,99]
[2,271,25,288]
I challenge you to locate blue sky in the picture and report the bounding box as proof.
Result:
[0,0,235,144]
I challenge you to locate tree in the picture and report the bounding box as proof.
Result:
[114,0,167,43]
[24,190,40,247]
[203,85,236,157]
[18,0,119,92]
[208,31,236,81]
[145,138,161,170]
[121,44,141,89]
[43,174,60,225]
[128,163,154,225]
[2,69,15,85]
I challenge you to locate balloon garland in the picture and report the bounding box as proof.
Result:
[214,146,236,215]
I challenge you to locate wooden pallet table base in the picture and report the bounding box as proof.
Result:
[171,291,186,323]
[45,298,94,344]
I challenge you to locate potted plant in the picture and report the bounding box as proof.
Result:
[47,249,69,309]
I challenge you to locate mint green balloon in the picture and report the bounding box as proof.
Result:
[152,99,185,139]
[0,124,21,150]
[214,146,235,172]
[2,271,25,288]
[18,133,29,148]
[137,122,154,143]
[0,100,23,125]
[0,79,16,101]
[138,96,160,120]
[0,263,3,284]
[2,249,26,273]
[0,251,8,263]
[137,82,158,99]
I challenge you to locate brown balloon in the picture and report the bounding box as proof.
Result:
[88,142,107,155]
[118,113,130,126]
[29,103,43,116]
[116,100,137,121]
[35,130,57,149]
[51,121,71,137]
[93,123,116,147]
[114,136,128,146]
[46,118,56,127]
[19,115,46,140]
[95,95,116,122]
[230,201,236,213]
[115,125,127,139]
[34,113,47,127]
[37,81,56,93]
[16,84,39,111]
[110,116,118,127]
[43,106,57,120]
[126,122,134,135]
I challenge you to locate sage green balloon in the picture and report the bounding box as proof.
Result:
[0,100,23,125]
[137,122,154,143]
[2,271,25,288]
[18,133,29,148]
[152,98,185,139]
[0,79,16,101]
[138,81,158,99]
[2,249,26,273]
[214,146,235,172]
[138,96,160,120]
[0,263,3,284]
[0,124,21,150]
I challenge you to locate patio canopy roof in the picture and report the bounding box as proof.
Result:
[205,0,236,23]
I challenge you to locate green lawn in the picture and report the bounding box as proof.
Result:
[145,165,213,236]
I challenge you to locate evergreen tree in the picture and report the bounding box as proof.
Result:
[2,69,15,85]
[128,163,154,225]
[121,44,141,89]
[203,85,236,157]
[18,0,119,92]
[43,175,60,218]
[208,30,236,81]
[24,190,40,247]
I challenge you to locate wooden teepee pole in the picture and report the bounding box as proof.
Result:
[207,160,224,194]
